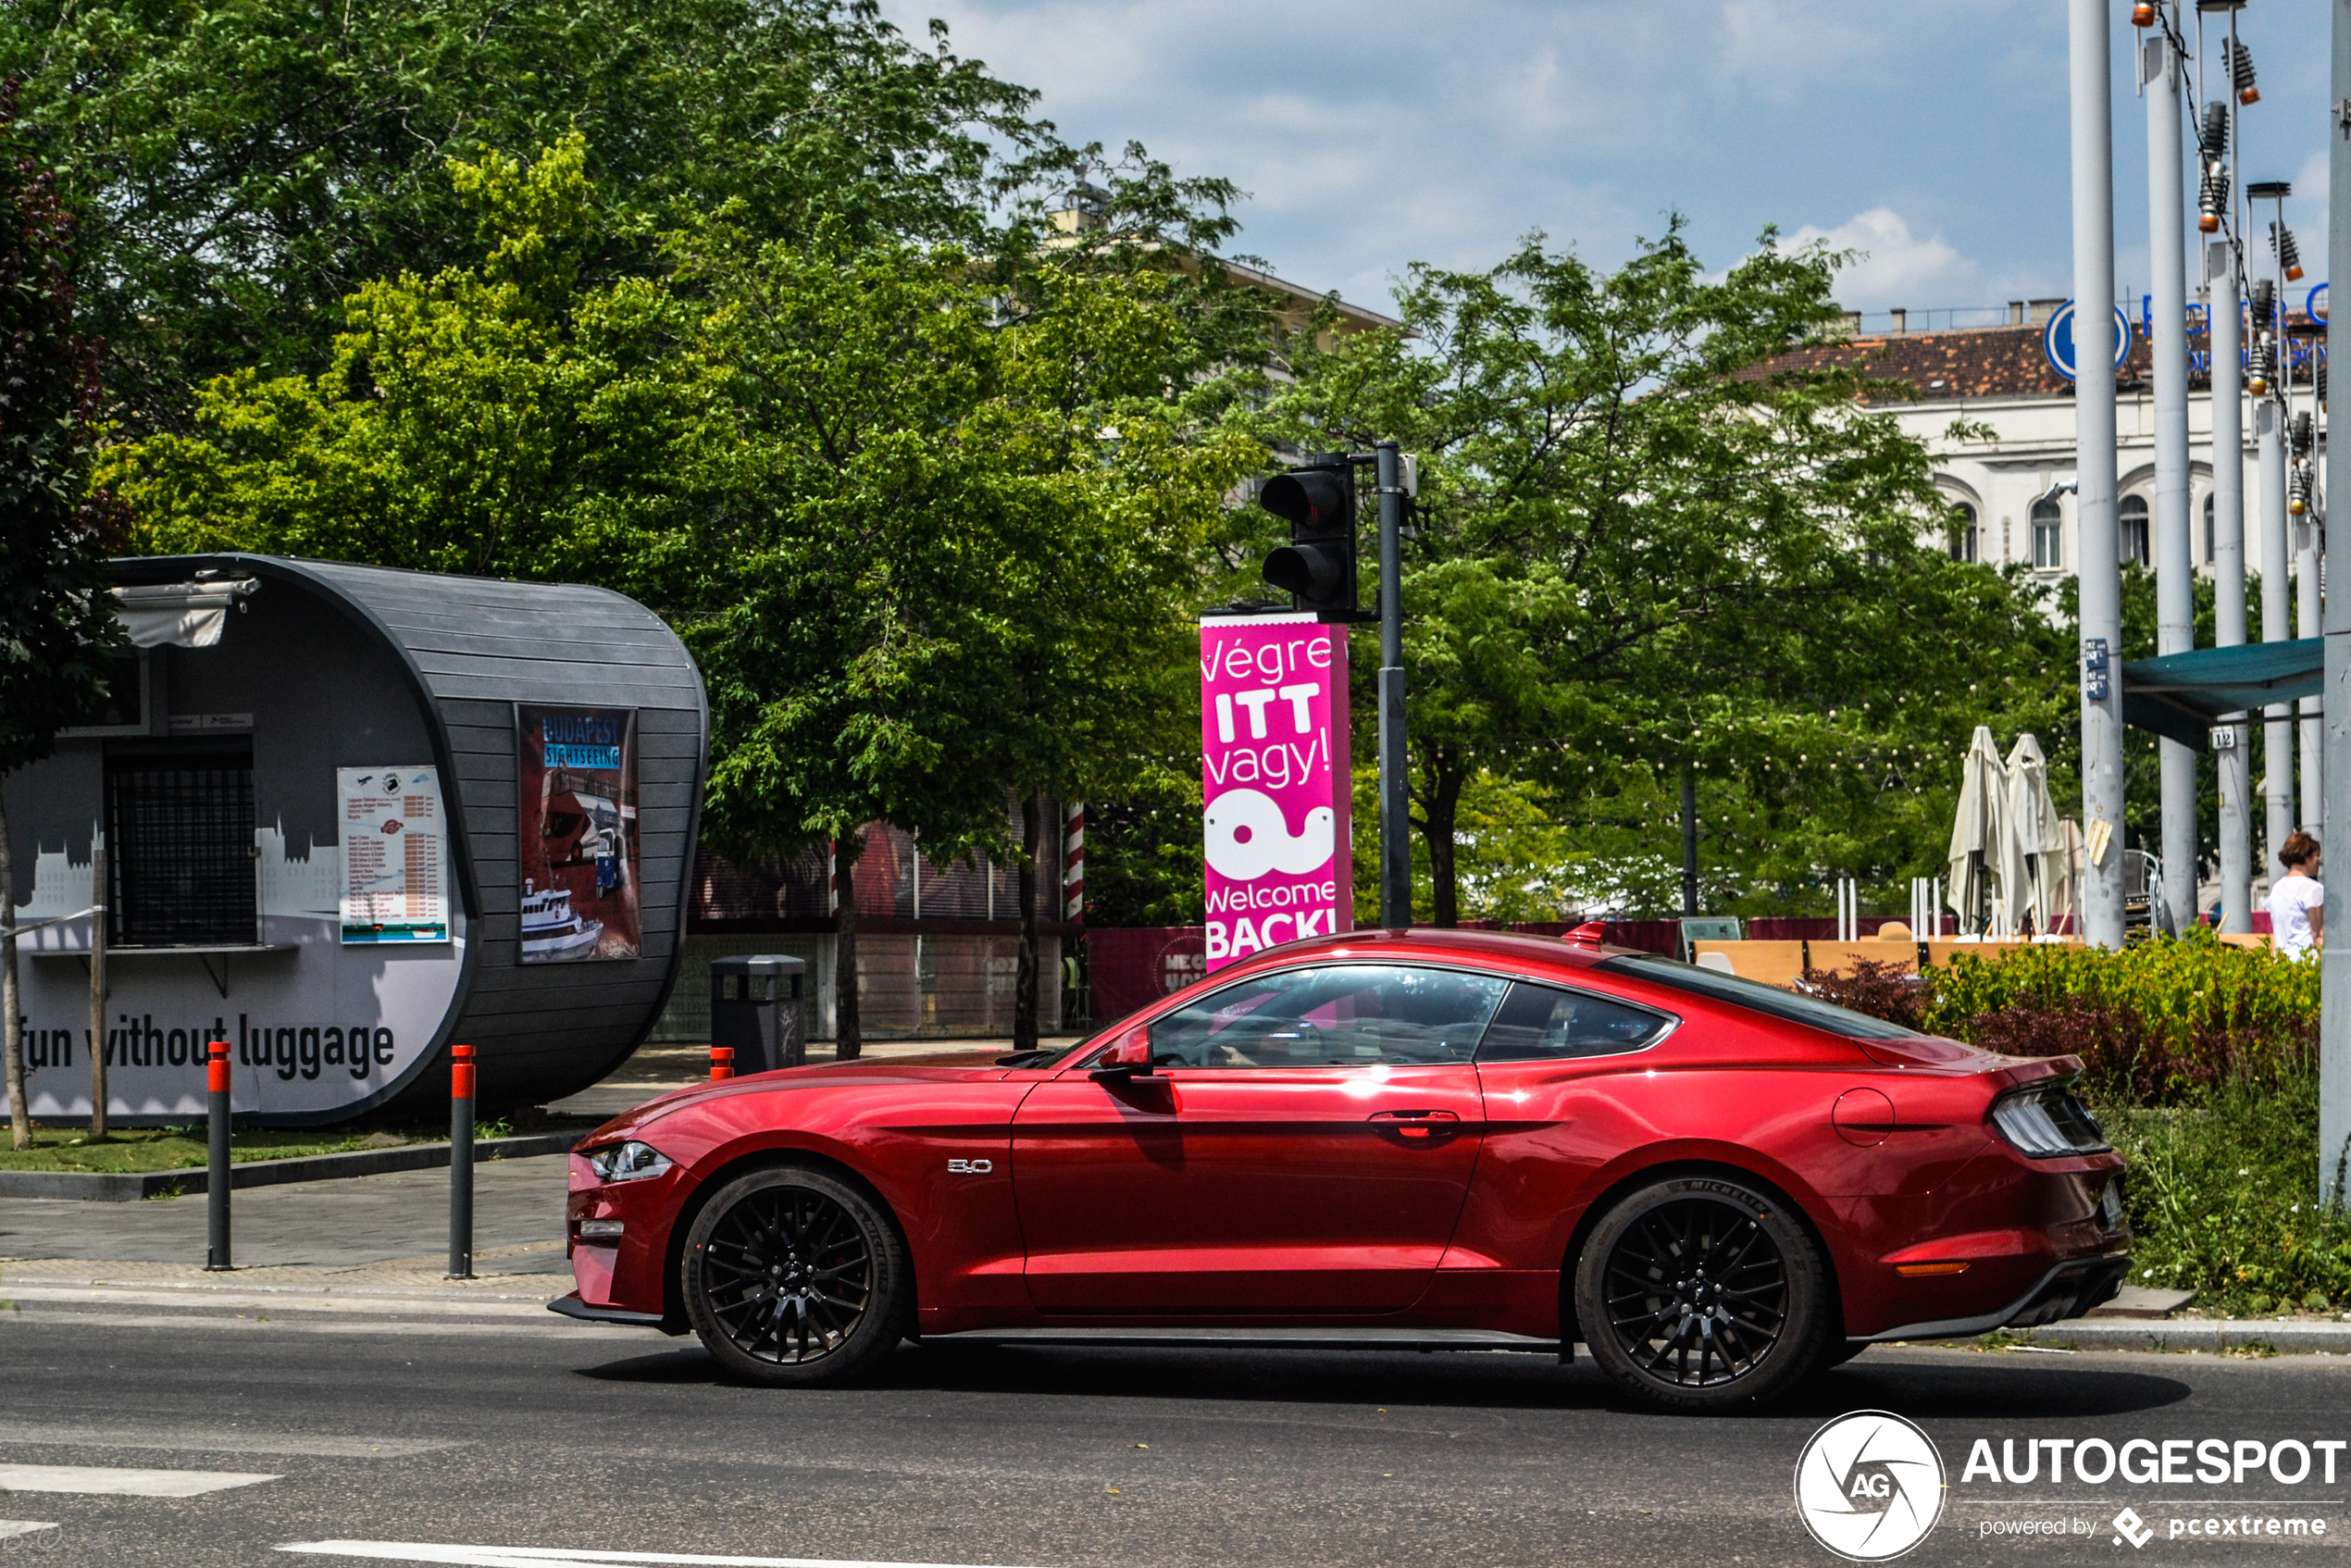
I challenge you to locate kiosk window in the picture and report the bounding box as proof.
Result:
[106,745,256,946]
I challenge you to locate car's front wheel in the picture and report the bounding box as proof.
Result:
[682,1164,910,1387]
[1574,1173,1829,1412]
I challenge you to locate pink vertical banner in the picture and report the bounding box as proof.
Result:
[1200,613,1352,972]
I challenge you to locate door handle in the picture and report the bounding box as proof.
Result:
[1368,1109,1462,1140]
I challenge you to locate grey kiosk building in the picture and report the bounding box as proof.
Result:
[1,554,706,1125]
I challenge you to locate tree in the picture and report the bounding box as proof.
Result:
[682,230,1250,1051]
[0,0,1058,427]
[108,133,1251,1052]
[0,83,121,1150]
[1238,227,2071,925]
[106,135,713,588]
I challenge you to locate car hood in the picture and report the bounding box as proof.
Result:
[583,1048,1017,1143]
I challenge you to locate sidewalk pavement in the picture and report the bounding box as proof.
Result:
[0,1154,570,1270]
[0,1034,1080,1306]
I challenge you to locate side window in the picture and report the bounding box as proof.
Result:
[1475,981,1673,1063]
[1148,964,1507,1068]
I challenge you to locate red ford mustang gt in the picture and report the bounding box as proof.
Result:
[554,928,2129,1411]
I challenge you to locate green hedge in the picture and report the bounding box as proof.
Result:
[1920,930,2319,1103]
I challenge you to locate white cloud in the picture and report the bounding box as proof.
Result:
[1782,208,1976,310]
[876,0,2320,320]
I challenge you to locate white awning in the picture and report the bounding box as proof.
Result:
[112,579,259,649]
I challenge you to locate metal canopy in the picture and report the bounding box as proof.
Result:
[2120,637,2323,751]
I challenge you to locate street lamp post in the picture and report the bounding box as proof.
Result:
[2073,0,2128,950]
[1375,440,1412,928]
[2251,184,2296,882]
[2321,0,2351,1201]
[2200,0,2252,935]
[2147,6,2198,937]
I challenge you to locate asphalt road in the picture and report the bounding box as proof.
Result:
[4,1299,2351,1568]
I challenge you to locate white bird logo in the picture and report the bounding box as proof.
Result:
[1203,789,1336,880]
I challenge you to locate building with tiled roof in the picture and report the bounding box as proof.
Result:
[1747,299,2325,584]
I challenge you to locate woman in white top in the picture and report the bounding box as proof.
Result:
[2267,831,2324,958]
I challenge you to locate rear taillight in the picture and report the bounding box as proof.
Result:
[1990,1081,2112,1158]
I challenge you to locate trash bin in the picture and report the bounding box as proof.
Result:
[710,954,806,1074]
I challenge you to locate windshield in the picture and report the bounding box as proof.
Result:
[1594,953,1918,1040]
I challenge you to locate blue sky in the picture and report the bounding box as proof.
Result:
[875,0,2335,321]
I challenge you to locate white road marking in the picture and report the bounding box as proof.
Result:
[0,1524,57,1540]
[0,1463,279,1497]
[281,1543,1053,1568]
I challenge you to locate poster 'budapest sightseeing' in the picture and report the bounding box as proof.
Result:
[516,704,641,964]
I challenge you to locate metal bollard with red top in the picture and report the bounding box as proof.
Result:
[448,1043,475,1279]
[205,1038,232,1271]
[710,1045,735,1081]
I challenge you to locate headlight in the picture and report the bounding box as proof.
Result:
[586,1140,673,1182]
[1990,1083,2113,1159]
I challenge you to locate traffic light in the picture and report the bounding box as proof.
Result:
[1258,456,1360,619]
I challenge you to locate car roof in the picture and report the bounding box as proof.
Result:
[1213,926,1626,980]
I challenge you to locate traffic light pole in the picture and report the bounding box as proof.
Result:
[1375,440,1411,928]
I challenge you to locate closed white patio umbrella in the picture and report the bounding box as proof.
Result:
[2002,733,2064,934]
[1947,725,2006,935]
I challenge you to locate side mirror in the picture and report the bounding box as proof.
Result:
[1088,1027,1154,1082]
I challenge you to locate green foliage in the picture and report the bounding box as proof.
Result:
[1232,224,2073,924]
[678,222,1255,870]
[1083,763,1206,928]
[0,0,1060,422]
[106,135,711,582]
[0,82,119,774]
[2107,1078,2351,1315]
[1922,930,2318,1103]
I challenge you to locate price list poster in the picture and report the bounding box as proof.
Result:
[337,765,452,943]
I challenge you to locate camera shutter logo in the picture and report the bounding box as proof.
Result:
[1794,1411,1946,1561]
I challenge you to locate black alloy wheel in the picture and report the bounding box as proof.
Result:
[683,1165,909,1387]
[1574,1175,1829,1412]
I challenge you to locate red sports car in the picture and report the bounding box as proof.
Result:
[554,928,2129,1411]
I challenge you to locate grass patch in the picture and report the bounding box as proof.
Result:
[0,1120,525,1174]
[2103,1072,2351,1317]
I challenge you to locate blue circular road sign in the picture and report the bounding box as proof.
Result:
[2042,300,2133,381]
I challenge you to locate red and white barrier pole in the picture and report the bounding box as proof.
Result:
[205,1039,231,1271]
[448,1043,475,1279]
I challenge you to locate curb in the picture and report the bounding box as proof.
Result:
[0,1132,587,1202]
[1996,1319,2351,1354]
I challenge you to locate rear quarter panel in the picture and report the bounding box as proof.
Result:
[1457,987,2002,1339]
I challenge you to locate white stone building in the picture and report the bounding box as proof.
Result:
[1773,302,2323,591]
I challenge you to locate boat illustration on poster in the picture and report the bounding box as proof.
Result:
[520,878,603,962]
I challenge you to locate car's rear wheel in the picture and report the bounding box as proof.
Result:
[1574,1173,1828,1412]
[682,1165,909,1387]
